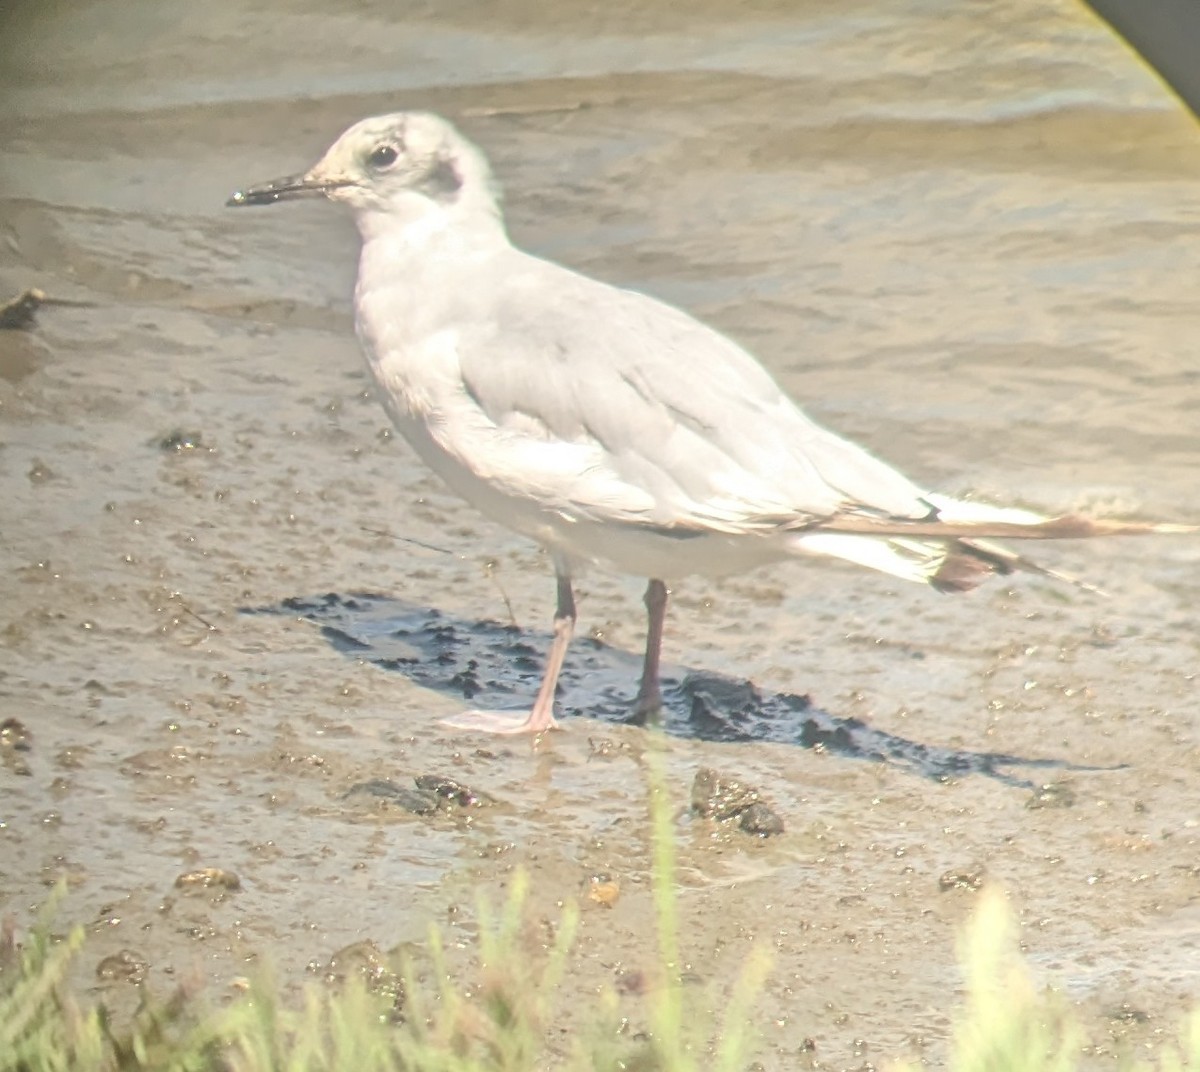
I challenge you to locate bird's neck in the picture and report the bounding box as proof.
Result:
[354,189,508,257]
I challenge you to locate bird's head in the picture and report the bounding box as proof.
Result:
[227,111,499,230]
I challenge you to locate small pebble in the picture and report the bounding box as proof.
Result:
[739,801,785,837]
[174,867,241,892]
[584,872,621,908]
[938,867,986,892]
[1026,781,1076,810]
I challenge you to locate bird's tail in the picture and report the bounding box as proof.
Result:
[789,494,1194,595]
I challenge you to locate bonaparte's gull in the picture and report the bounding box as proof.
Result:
[228,111,1192,735]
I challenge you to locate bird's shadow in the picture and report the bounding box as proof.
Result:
[243,592,1118,790]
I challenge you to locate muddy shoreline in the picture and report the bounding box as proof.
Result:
[3,0,1199,1067]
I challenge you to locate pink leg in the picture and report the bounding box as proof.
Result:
[632,579,668,717]
[523,573,575,732]
[441,572,575,735]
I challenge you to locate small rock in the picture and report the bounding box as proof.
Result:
[1026,781,1076,810]
[938,867,986,892]
[739,801,785,837]
[691,768,784,836]
[587,736,629,759]
[154,429,214,453]
[319,939,405,1014]
[691,767,759,820]
[0,718,33,776]
[0,718,32,752]
[584,872,620,908]
[346,775,495,813]
[344,779,440,814]
[413,773,494,808]
[174,868,241,893]
[0,288,44,330]
[322,939,388,987]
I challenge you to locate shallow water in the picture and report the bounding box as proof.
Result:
[2,0,1199,1065]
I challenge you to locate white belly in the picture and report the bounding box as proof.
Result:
[376,390,782,579]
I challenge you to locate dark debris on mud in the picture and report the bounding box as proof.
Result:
[153,429,216,454]
[0,287,95,329]
[344,774,496,816]
[0,717,33,776]
[0,288,46,330]
[243,592,1122,789]
[313,939,407,1020]
[691,767,786,837]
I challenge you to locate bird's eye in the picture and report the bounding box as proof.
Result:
[368,144,399,169]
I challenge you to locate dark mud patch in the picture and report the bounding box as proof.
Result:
[244,592,1121,788]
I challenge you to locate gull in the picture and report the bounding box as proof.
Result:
[227,111,1192,735]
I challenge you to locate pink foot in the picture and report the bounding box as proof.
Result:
[439,708,559,735]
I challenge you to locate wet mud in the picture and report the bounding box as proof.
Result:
[2,0,1199,1068]
[261,591,1124,790]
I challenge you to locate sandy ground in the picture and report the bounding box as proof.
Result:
[2,0,1199,1067]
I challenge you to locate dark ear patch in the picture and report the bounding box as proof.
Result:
[419,155,463,201]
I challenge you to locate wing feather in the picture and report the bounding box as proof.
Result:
[443,252,932,532]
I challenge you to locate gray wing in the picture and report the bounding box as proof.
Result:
[435,252,932,532]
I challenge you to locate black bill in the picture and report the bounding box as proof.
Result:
[226,173,351,207]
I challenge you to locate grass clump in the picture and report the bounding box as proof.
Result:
[893,887,1200,1072]
[0,762,766,1072]
[4,767,1200,1071]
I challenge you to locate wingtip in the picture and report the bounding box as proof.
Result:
[1087,518,1199,537]
[824,513,1198,540]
